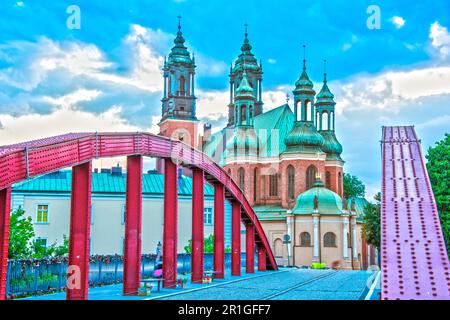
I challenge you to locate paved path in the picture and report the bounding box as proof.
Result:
[155,269,376,300]
[22,268,379,300]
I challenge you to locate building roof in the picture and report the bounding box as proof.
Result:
[253,205,287,221]
[12,170,214,196]
[203,104,294,162]
[347,197,369,222]
[292,179,343,215]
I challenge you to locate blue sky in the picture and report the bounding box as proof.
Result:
[0,0,449,197]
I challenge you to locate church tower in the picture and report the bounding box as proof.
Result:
[227,25,263,127]
[159,17,199,149]
[316,60,344,197]
[284,46,324,155]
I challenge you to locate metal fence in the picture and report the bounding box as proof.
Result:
[7,253,242,298]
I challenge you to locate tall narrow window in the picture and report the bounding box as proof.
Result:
[287,165,295,200]
[204,208,213,225]
[338,172,342,196]
[179,75,185,95]
[274,238,283,258]
[300,232,311,246]
[306,165,317,190]
[324,232,336,247]
[253,168,257,202]
[326,171,331,189]
[269,173,278,196]
[238,167,245,191]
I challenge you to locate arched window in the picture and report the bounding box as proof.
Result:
[305,100,312,122]
[287,165,295,200]
[300,232,311,246]
[325,171,331,189]
[241,105,246,124]
[338,172,342,196]
[324,232,336,247]
[321,111,329,131]
[253,168,257,202]
[179,76,185,95]
[238,167,245,191]
[274,238,283,257]
[306,165,317,190]
[269,172,278,196]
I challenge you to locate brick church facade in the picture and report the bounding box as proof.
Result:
[157,21,378,269]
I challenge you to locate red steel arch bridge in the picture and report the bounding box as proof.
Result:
[0,132,277,300]
[381,126,450,300]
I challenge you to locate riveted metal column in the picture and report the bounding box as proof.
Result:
[123,155,143,295]
[231,201,241,276]
[258,246,267,271]
[213,183,225,279]
[245,224,255,274]
[163,159,178,288]
[0,188,11,300]
[191,169,204,283]
[67,161,92,300]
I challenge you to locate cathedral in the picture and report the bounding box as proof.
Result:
[157,20,378,270]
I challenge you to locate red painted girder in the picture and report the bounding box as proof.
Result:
[123,155,143,295]
[246,224,255,274]
[0,188,11,300]
[0,132,278,271]
[231,201,241,276]
[191,169,204,283]
[66,161,92,300]
[213,183,225,279]
[163,159,178,288]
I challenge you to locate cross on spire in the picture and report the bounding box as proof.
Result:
[323,59,327,83]
[302,44,306,71]
[177,15,182,31]
[244,23,248,38]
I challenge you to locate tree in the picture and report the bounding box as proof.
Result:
[426,133,450,255]
[184,235,231,253]
[33,234,69,259]
[8,206,35,259]
[362,192,381,250]
[343,173,365,199]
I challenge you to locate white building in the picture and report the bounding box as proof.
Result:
[11,167,235,255]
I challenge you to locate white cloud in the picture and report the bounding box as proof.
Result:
[334,66,450,113]
[391,16,406,29]
[0,106,140,146]
[341,34,358,52]
[43,89,102,110]
[267,58,277,64]
[429,21,450,59]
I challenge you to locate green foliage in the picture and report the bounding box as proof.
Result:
[8,206,35,259]
[362,192,381,250]
[32,234,69,259]
[343,173,366,199]
[9,206,69,259]
[184,234,215,254]
[426,133,450,256]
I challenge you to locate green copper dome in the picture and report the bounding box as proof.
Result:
[235,71,254,99]
[167,24,194,65]
[284,121,324,153]
[320,131,343,161]
[292,178,343,215]
[225,128,258,157]
[316,75,336,106]
[294,59,315,94]
[295,69,314,89]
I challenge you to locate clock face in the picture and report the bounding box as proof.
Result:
[171,128,191,145]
